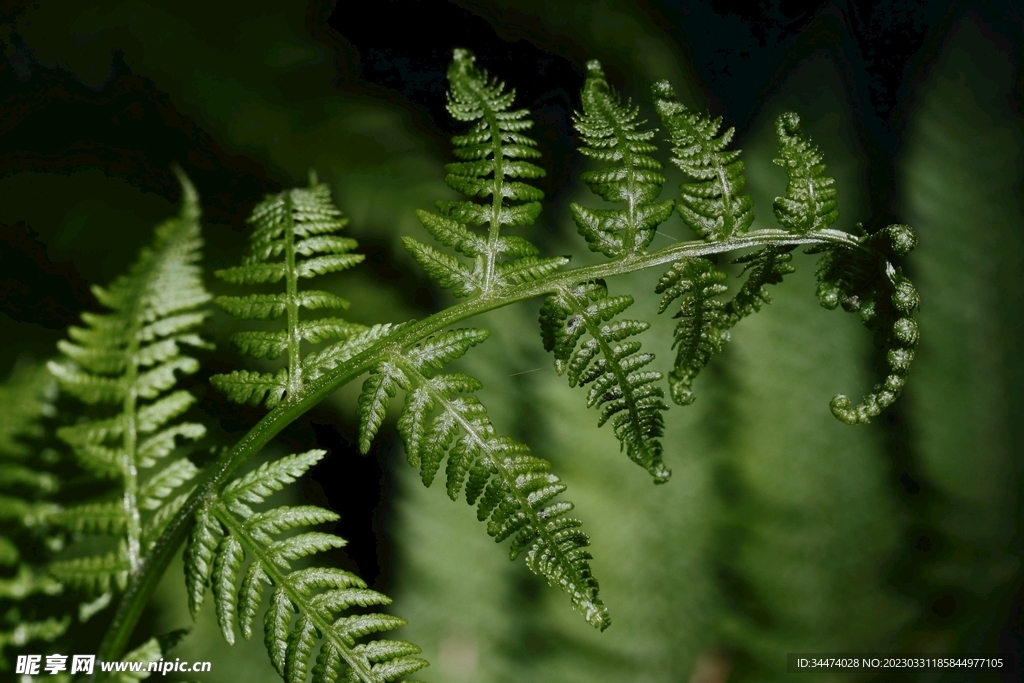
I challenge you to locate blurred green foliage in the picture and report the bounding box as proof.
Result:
[1,1,1021,681]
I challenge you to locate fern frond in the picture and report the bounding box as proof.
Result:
[540,280,670,482]
[355,329,609,629]
[772,112,839,233]
[0,363,70,669]
[302,323,413,384]
[408,48,568,296]
[651,251,797,411]
[214,175,367,408]
[47,170,210,596]
[49,550,130,594]
[653,80,754,240]
[570,60,674,257]
[185,450,428,683]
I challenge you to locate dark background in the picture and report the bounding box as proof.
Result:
[2,1,1023,681]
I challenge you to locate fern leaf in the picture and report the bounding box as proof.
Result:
[50,501,127,535]
[401,236,481,296]
[185,502,222,617]
[540,280,670,482]
[360,331,610,629]
[211,369,289,409]
[215,291,350,320]
[213,534,245,644]
[357,362,408,453]
[49,170,211,599]
[655,259,731,406]
[571,60,674,257]
[725,246,797,322]
[215,262,289,285]
[231,331,290,359]
[772,111,839,233]
[49,550,129,594]
[410,48,558,295]
[653,80,754,240]
[187,449,428,683]
[214,178,365,409]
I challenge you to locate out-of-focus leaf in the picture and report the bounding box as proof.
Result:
[900,14,1024,653]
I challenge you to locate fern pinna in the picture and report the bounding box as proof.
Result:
[46,172,210,601]
[212,172,365,409]
[0,364,67,670]
[356,329,609,629]
[186,450,427,683]
[403,48,567,297]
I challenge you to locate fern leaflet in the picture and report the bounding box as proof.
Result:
[47,170,210,602]
[654,260,731,406]
[404,48,567,297]
[653,80,754,241]
[773,112,839,233]
[213,172,367,409]
[356,330,610,630]
[570,60,674,257]
[540,281,670,482]
[185,449,428,683]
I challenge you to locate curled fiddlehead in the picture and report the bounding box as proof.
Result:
[773,112,919,423]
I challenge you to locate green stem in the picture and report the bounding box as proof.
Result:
[120,347,141,574]
[483,108,504,293]
[93,227,862,669]
[283,193,302,396]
